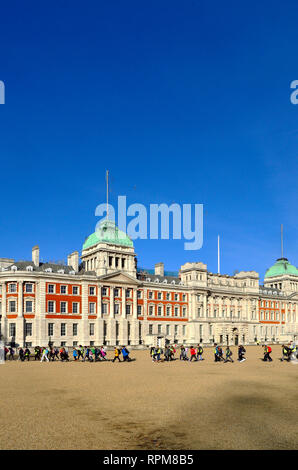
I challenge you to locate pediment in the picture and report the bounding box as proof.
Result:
[99,271,140,285]
[288,292,298,300]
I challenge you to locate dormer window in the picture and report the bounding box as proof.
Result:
[26,266,33,272]
[57,269,65,274]
[11,265,17,271]
[45,268,52,273]
[155,278,159,283]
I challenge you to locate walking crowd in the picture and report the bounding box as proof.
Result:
[3,345,132,363]
[2,342,298,364]
[149,341,298,364]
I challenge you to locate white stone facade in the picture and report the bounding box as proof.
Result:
[0,239,297,349]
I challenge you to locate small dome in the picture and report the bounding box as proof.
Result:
[265,258,298,278]
[83,219,134,250]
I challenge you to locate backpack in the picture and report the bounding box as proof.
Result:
[267,346,272,353]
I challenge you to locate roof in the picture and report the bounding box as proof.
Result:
[264,258,298,279]
[83,220,134,250]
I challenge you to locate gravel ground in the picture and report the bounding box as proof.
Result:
[0,345,297,450]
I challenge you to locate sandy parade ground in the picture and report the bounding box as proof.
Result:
[0,345,298,450]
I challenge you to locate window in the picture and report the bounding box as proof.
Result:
[60,341,66,347]
[166,324,170,335]
[158,306,162,316]
[158,292,162,300]
[182,307,186,317]
[60,285,67,294]
[166,292,171,300]
[72,286,79,295]
[25,284,33,293]
[122,258,125,268]
[25,323,32,336]
[137,305,142,315]
[89,323,95,336]
[60,302,67,313]
[9,301,16,313]
[137,290,142,299]
[48,323,54,336]
[114,288,119,297]
[109,256,113,267]
[9,284,17,293]
[174,325,178,335]
[149,324,153,335]
[61,323,66,336]
[73,324,78,336]
[182,325,186,335]
[174,306,179,316]
[126,289,131,298]
[102,303,108,314]
[102,287,107,296]
[73,341,78,347]
[48,301,55,313]
[166,306,171,316]
[114,304,120,314]
[198,307,201,317]
[72,302,78,314]
[158,324,162,334]
[115,257,119,268]
[126,304,131,315]
[25,301,33,313]
[9,323,16,337]
[148,291,153,299]
[89,286,95,296]
[149,305,154,316]
[174,293,178,301]
[48,284,55,294]
[89,303,95,314]
[182,294,186,301]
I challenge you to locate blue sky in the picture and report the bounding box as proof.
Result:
[0,0,297,280]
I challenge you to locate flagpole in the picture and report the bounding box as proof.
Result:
[281,223,283,258]
[106,170,109,220]
[218,235,220,274]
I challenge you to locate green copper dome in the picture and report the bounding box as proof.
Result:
[265,258,298,278]
[83,220,134,250]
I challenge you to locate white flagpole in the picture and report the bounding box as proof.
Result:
[218,235,220,274]
[106,170,109,220]
[281,223,283,258]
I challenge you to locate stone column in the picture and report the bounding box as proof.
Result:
[16,281,24,347]
[1,282,6,341]
[121,287,126,318]
[133,288,137,319]
[203,294,207,318]
[81,281,89,345]
[110,287,114,318]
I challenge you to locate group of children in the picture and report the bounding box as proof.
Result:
[3,345,131,363]
[3,342,298,364]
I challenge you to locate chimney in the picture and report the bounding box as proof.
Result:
[155,262,164,277]
[67,251,79,272]
[32,246,39,267]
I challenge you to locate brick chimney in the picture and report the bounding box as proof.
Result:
[155,262,164,277]
[67,251,79,272]
[32,246,40,267]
